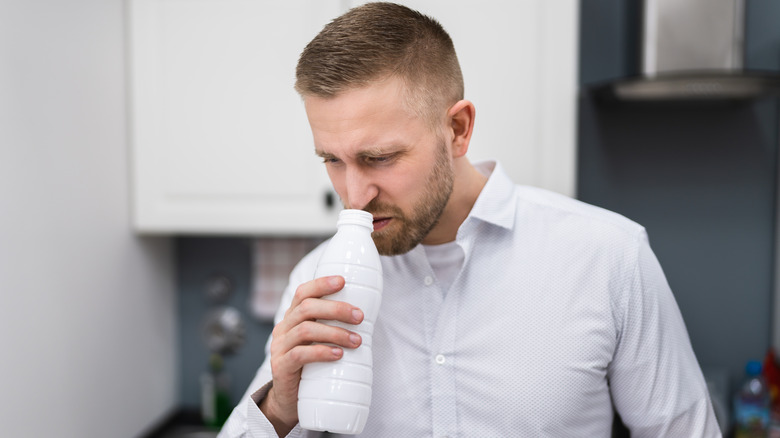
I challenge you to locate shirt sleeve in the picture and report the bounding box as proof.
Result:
[608,230,722,437]
[217,249,325,438]
[217,372,312,438]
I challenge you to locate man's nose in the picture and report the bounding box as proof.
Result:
[344,167,379,210]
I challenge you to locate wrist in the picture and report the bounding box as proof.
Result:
[259,387,297,437]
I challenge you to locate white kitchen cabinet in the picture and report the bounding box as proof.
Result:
[128,0,578,235]
[129,0,345,235]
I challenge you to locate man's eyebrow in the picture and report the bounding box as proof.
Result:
[315,149,336,159]
[357,147,390,157]
[315,146,405,160]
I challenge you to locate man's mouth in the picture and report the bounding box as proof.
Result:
[372,217,392,231]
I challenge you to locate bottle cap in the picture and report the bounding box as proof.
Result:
[338,209,374,230]
[746,360,763,376]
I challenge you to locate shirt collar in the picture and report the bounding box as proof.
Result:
[465,160,517,231]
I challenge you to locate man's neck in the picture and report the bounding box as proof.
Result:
[422,159,488,245]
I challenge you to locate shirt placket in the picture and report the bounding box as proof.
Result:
[423,261,459,438]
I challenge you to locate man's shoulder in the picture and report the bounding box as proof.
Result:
[513,185,645,241]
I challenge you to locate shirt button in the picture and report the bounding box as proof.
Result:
[424,276,434,286]
[435,354,446,365]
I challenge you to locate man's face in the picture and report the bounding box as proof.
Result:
[305,77,454,256]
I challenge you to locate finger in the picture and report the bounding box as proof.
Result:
[289,276,345,309]
[276,320,362,354]
[277,294,363,335]
[275,343,345,376]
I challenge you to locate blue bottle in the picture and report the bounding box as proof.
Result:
[734,360,770,438]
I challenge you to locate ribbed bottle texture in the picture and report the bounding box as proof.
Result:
[298,209,383,434]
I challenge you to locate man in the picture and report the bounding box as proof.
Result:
[220,3,721,437]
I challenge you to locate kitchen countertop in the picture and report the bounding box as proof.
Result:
[140,409,219,438]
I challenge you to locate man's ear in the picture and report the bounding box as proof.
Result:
[447,100,475,158]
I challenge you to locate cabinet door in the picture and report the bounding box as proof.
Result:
[129,0,344,234]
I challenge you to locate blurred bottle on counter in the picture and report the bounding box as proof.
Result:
[735,360,770,438]
[201,353,231,429]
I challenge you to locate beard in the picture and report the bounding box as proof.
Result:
[364,139,454,256]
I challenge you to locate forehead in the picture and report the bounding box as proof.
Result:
[305,77,409,127]
[304,77,430,156]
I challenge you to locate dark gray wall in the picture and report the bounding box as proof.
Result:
[578,0,780,391]
[176,238,273,409]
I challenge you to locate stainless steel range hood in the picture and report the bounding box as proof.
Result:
[597,0,780,101]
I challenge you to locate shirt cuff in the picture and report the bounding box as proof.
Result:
[246,381,308,438]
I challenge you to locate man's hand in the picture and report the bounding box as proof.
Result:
[259,275,364,437]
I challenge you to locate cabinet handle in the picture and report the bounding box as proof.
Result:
[324,191,335,209]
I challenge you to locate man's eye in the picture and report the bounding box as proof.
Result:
[366,155,392,164]
[323,157,341,164]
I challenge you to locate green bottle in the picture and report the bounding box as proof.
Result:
[201,353,231,428]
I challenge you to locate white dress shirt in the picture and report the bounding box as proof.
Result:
[220,161,721,437]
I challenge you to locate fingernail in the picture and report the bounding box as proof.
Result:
[332,347,342,357]
[352,309,363,322]
[349,333,361,346]
[329,276,342,287]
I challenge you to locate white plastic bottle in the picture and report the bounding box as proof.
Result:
[298,209,383,434]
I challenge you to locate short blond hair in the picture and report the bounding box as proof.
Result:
[295,2,464,125]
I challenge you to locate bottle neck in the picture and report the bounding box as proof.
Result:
[337,223,372,235]
[337,209,373,231]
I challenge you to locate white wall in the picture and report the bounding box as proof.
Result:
[0,1,178,436]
